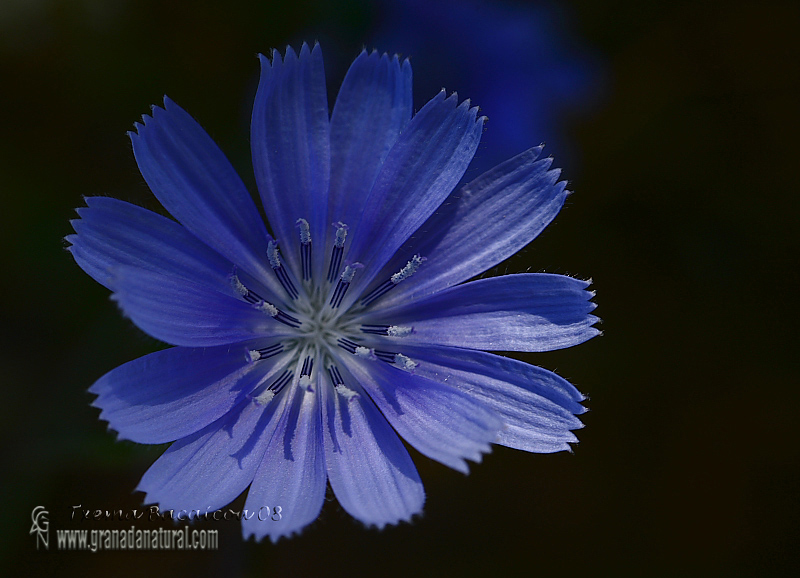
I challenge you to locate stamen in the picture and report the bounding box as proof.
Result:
[328,365,345,385]
[337,338,358,354]
[298,355,314,391]
[269,370,293,393]
[296,218,312,281]
[329,263,361,308]
[335,384,359,401]
[354,346,376,360]
[327,222,348,283]
[391,254,425,283]
[267,240,298,300]
[254,299,301,328]
[247,343,284,362]
[326,365,359,401]
[255,301,279,317]
[360,324,413,336]
[229,271,264,304]
[274,310,302,328]
[266,240,281,269]
[374,350,396,363]
[394,353,418,372]
[253,369,292,404]
[230,271,301,328]
[360,324,390,335]
[341,263,358,283]
[387,325,413,337]
[361,255,425,307]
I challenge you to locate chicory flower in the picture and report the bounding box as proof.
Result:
[67,43,598,541]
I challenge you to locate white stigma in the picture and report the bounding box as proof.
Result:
[335,384,360,401]
[341,264,359,283]
[354,346,375,359]
[253,390,275,405]
[247,350,261,363]
[387,325,413,337]
[298,375,313,391]
[334,222,348,247]
[395,353,418,372]
[267,240,281,268]
[391,255,425,284]
[256,301,279,317]
[230,274,248,296]
[296,218,311,244]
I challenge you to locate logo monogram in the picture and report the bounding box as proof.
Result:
[30,506,49,550]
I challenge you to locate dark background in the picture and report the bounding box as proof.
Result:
[2,0,798,576]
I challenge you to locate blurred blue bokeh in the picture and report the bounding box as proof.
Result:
[369,0,604,173]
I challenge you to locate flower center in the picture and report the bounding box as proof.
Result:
[235,216,424,402]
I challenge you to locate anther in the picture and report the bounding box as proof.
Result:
[327,365,360,401]
[361,255,425,307]
[329,263,362,308]
[337,338,358,354]
[296,218,312,281]
[327,222,349,282]
[253,369,292,404]
[298,355,314,391]
[247,343,284,362]
[267,240,298,300]
[328,365,345,385]
[374,350,397,363]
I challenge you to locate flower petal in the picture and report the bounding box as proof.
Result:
[67,197,233,292]
[342,90,484,304]
[369,273,599,352]
[251,43,330,280]
[366,146,568,309]
[243,386,326,542]
[328,50,412,235]
[90,343,284,444]
[397,345,586,453]
[130,97,273,282]
[321,366,424,528]
[111,268,291,347]
[342,356,503,473]
[138,392,288,515]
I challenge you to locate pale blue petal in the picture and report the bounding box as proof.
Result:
[366,146,568,309]
[341,91,484,305]
[111,268,291,347]
[342,357,502,473]
[243,386,326,542]
[67,197,231,292]
[328,50,412,234]
[396,345,586,453]
[251,43,330,280]
[130,97,273,282]
[137,394,289,515]
[369,273,599,352]
[90,343,284,444]
[321,367,424,527]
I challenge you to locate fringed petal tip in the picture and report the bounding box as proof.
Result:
[258,41,321,68]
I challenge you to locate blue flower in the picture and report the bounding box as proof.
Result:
[67,43,598,542]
